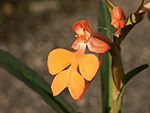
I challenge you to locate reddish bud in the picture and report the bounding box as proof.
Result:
[112,6,125,21]
[111,6,126,37]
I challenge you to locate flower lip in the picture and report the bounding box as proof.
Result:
[48,48,99,100]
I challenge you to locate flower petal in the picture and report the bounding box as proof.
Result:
[68,71,85,100]
[71,39,80,50]
[87,37,111,53]
[47,48,73,75]
[79,54,100,81]
[73,20,91,35]
[51,70,70,96]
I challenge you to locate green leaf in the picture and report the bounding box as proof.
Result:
[98,0,114,39]
[98,0,114,112]
[124,64,149,85]
[100,52,112,113]
[0,50,75,113]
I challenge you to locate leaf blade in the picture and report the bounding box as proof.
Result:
[124,64,149,85]
[98,0,114,112]
[0,49,75,113]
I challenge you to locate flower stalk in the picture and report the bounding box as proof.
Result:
[99,0,149,113]
[111,44,124,113]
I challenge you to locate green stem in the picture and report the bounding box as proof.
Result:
[111,80,123,113]
[110,44,124,113]
[98,0,124,113]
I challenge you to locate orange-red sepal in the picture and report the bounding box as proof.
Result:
[73,20,92,35]
[87,33,111,53]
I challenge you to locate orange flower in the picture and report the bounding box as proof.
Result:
[47,48,99,100]
[72,20,111,53]
[47,20,110,100]
[111,6,126,37]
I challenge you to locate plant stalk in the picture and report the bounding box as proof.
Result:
[98,0,124,113]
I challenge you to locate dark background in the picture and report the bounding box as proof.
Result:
[0,0,150,113]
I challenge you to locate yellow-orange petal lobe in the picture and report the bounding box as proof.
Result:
[51,70,70,96]
[68,71,85,100]
[48,47,100,100]
[79,54,99,81]
[47,48,73,75]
